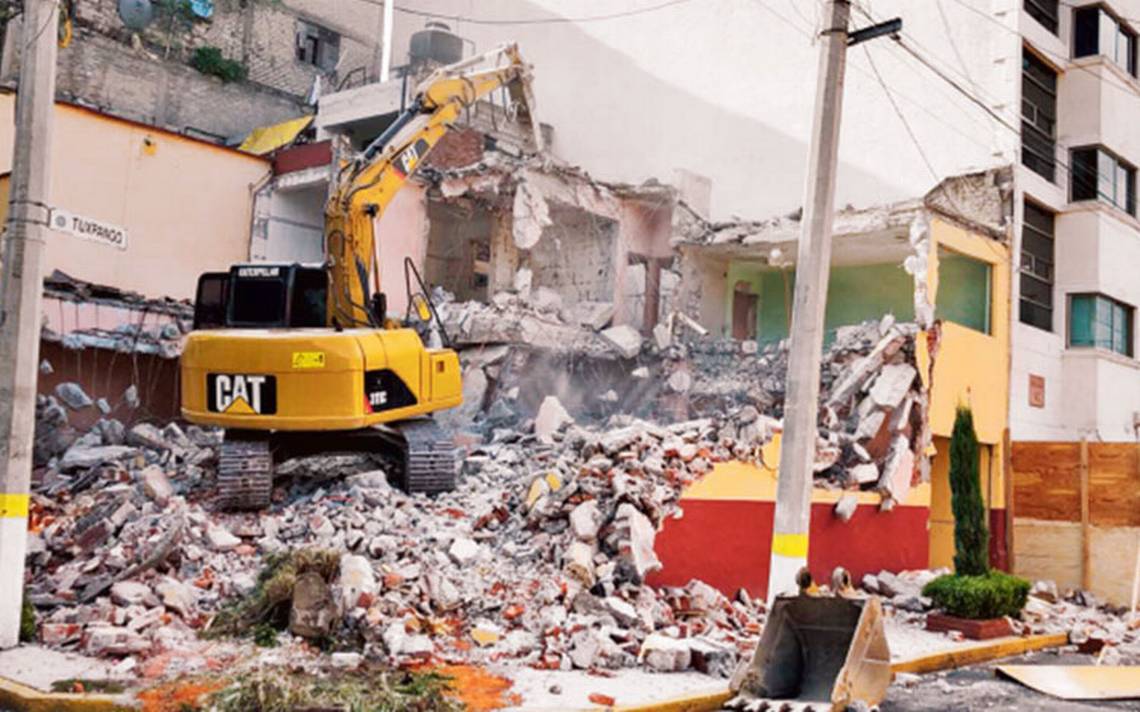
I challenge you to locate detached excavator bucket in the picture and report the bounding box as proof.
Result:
[729,583,891,711]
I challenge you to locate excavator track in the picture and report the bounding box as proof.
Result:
[216,434,273,510]
[390,419,457,494]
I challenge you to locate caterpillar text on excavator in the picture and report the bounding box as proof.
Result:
[180,44,542,509]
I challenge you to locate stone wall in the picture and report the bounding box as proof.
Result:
[48,30,304,140]
[1,0,388,140]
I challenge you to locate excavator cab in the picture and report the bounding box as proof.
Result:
[193,264,333,331]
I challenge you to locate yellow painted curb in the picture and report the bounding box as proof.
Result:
[608,633,1070,712]
[889,632,1070,675]
[616,690,733,712]
[0,676,134,712]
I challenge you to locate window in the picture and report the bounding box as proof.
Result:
[1022,49,1057,182]
[1070,294,1134,356]
[296,20,340,72]
[1025,0,1059,34]
[1020,201,1054,331]
[936,248,992,334]
[231,279,287,326]
[1071,146,1137,215]
[1074,5,1138,76]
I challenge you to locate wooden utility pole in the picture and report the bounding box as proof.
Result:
[767,0,852,599]
[0,0,59,648]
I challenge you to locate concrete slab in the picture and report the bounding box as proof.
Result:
[0,645,119,691]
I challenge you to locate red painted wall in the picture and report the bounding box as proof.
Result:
[648,499,930,599]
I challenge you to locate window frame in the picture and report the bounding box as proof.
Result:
[1072,4,1138,77]
[295,19,341,73]
[1022,48,1058,182]
[1020,200,1055,332]
[1070,145,1137,216]
[1068,293,1135,357]
[1025,0,1059,34]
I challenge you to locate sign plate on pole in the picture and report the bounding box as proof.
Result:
[49,209,128,250]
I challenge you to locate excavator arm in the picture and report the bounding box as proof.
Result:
[325,43,541,329]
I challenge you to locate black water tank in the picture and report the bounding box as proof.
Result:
[409,22,463,65]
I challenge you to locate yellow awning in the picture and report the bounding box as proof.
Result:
[238,116,314,156]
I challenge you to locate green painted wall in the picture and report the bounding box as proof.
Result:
[725,261,915,344]
[936,248,991,334]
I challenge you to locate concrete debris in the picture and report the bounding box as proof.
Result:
[513,178,553,250]
[534,395,574,444]
[26,398,767,678]
[55,382,94,410]
[25,317,941,680]
[561,301,615,331]
[601,325,643,359]
[834,493,858,522]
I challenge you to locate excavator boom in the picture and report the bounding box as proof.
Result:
[326,43,540,329]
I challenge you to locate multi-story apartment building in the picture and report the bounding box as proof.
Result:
[1013,0,1140,443]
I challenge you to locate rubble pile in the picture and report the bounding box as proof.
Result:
[25,382,766,679]
[443,296,932,505]
[1018,583,1140,664]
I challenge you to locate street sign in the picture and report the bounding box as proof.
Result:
[49,209,128,251]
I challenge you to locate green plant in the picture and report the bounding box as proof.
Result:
[152,0,196,58]
[207,668,463,712]
[19,595,35,642]
[950,405,988,576]
[923,571,1030,619]
[204,548,339,639]
[191,46,248,83]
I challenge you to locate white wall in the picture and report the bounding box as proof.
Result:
[379,0,1018,220]
[264,186,326,263]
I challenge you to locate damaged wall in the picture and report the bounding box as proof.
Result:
[0,98,269,301]
[527,204,618,305]
[424,200,495,303]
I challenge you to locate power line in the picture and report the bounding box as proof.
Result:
[762,0,1107,189]
[354,0,695,26]
[863,44,938,181]
[751,0,1010,156]
[941,0,1140,99]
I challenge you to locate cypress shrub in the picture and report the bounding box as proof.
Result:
[950,405,988,576]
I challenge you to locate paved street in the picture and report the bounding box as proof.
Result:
[883,654,1140,712]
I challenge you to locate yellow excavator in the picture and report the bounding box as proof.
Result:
[180,44,541,509]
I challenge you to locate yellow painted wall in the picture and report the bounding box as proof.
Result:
[919,217,1011,568]
[0,96,270,300]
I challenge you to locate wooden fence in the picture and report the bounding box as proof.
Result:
[1011,441,1140,605]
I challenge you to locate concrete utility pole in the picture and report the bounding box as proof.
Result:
[766,2,902,599]
[0,0,59,648]
[767,0,851,599]
[379,0,394,83]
